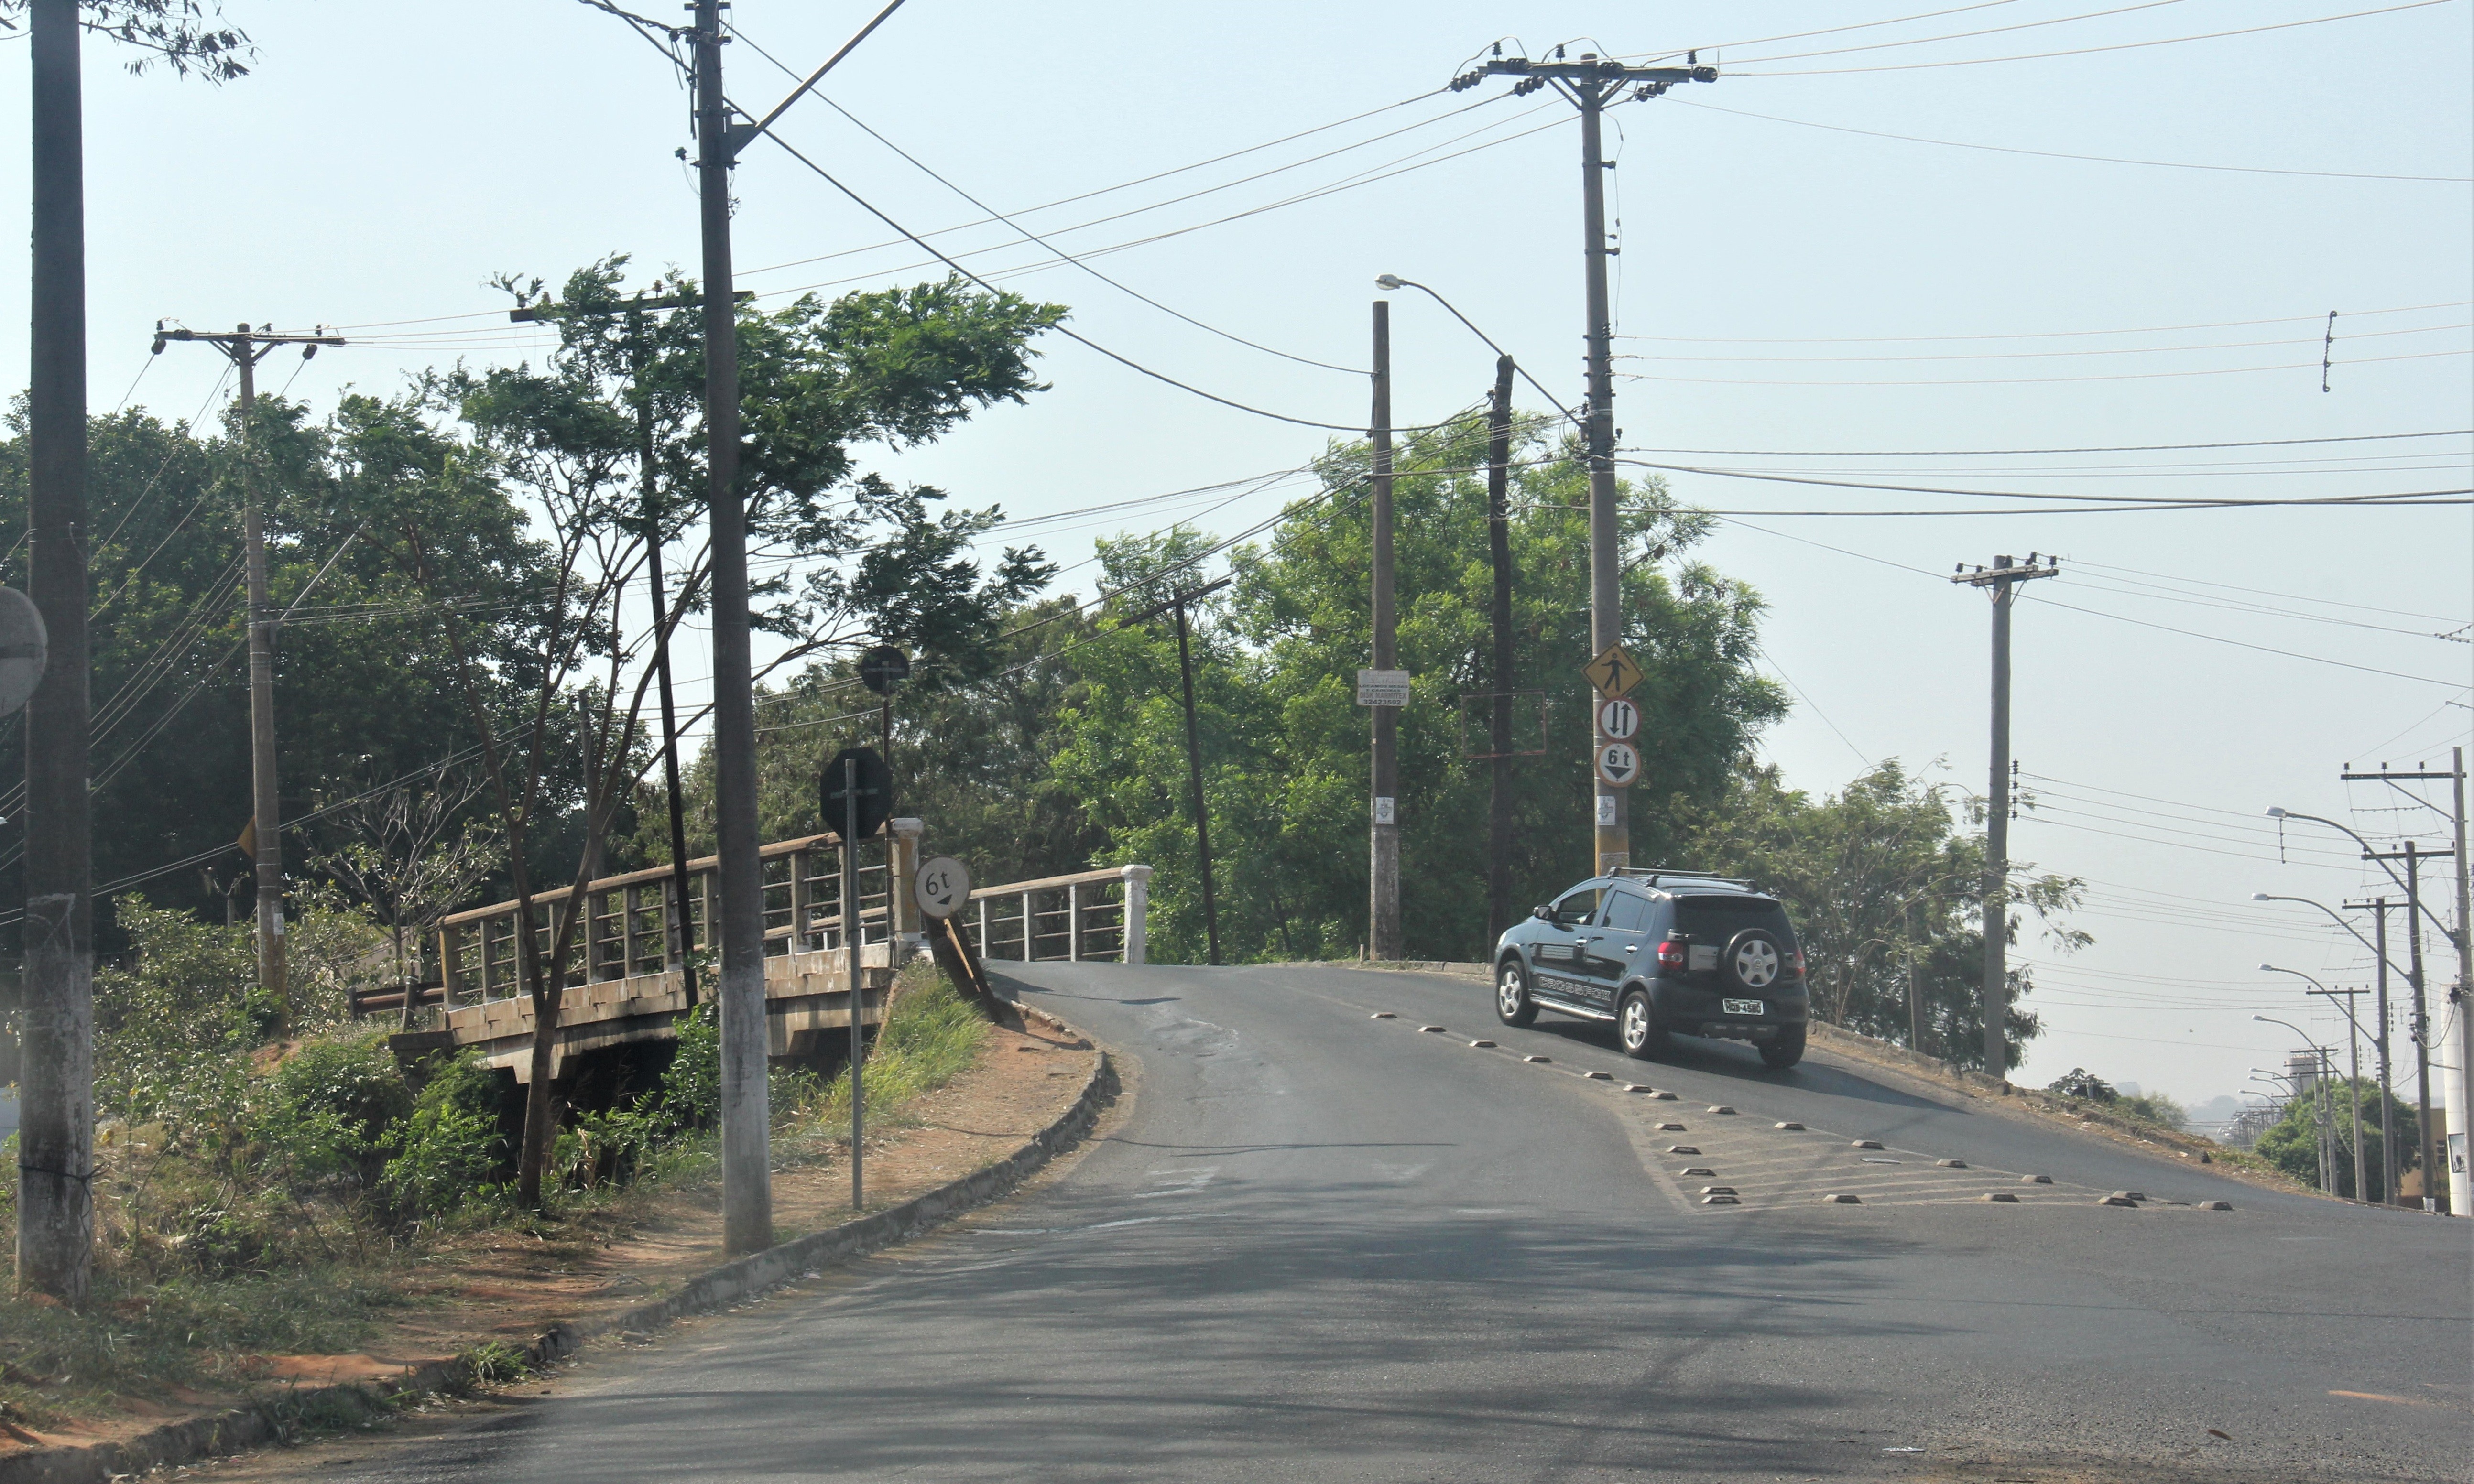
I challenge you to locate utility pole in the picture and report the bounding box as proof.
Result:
[2350,896,2401,1204]
[691,0,770,1257]
[1456,46,1713,877]
[153,323,342,1026]
[20,0,91,1302]
[1484,354,1516,946]
[1951,553,2059,1076]
[1123,578,1230,964]
[1367,300,1399,959]
[2307,986,2369,1201]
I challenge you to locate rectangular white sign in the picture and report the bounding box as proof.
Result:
[1356,669,1411,706]
[1372,796,1396,825]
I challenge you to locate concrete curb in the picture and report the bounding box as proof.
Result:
[0,1009,1116,1484]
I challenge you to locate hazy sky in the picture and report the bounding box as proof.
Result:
[6,0,2469,1113]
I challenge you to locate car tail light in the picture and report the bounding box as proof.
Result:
[1791,946,1806,976]
[1657,939,1686,969]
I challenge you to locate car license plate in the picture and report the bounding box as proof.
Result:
[1723,998,1764,1016]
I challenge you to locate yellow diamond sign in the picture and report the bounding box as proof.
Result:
[1584,643,1642,700]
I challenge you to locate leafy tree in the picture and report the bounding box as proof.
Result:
[2255,1079,2418,1198]
[1678,761,2083,1072]
[1047,416,1783,963]
[0,1,252,79]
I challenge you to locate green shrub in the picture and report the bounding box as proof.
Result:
[654,1000,721,1136]
[379,1053,508,1223]
[264,1029,414,1185]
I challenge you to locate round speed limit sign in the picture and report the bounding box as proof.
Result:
[913,856,972,920]
[1595,695,1640,741]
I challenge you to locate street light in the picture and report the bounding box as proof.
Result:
[2256,1014,2340,1195]
[2260,966,2368,1202]
[2264,808,2453,940]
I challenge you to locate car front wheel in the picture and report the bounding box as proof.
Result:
[1759,1025,1807,1070]
[1617,988,1667,1060]
[1496,959,1538,1027]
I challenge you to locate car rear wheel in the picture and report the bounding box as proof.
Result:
[1496,959,1538,1027]
[1617,988,1667,1060]
[1759,1025,1807,1070]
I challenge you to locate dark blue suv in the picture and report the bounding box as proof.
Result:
[1493,872,1810,1068]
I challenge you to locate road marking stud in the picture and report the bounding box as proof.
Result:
[1700,1195,1740,1205]
[1700,1186,1737,1195]
[1982,1192,2019,1202]
[2200,1200,2233,1211]
[2097,1195,2139,1207]
[1707,1105,1736,1115]
[1371,1012,1395,1019]
[1418,1025,1447,1032]
[1937,1159,1968,1168]
[2110,1190,2147,1202]
[1468,1040,1495,1048]
[1667,1145,1702,1155]
[1524,1054,1551,1063]
[1655,1122,1687,1131]
[1851,1140,1885,1150]
[1774,1121,1805,1130]
[1584,1070,1612,1080]
[2022,1174,2052,1183]
[1651,1090,1678,1101]
[1623,1084,1653,1093]
[1679,1166,1715,1176]
[1821,1193,1862,1204]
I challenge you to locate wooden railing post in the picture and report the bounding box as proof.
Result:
[1120,864,1152,965]
[791,848,813,953]
[439,924,461,1009]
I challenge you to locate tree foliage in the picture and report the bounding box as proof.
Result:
[2255,1079,2419,1197]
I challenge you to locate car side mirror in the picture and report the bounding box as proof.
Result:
[1531,904,1553,922]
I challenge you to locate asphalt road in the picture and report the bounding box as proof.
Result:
[292,962,2471,1482]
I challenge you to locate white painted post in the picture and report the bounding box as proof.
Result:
[977,896,989,957]
[1068,881,1082,962]
[890,818,925,962]
[1120,865,1152,965]
[1021,890,1035,961]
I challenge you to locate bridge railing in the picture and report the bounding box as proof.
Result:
[360,833,1151,1019]
[961,864,1152,965]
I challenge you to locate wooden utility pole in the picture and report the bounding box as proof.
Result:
[1484,354,1516,945]
[1456,48,1715,877]
[1367,301,1400,959]
[1123,579,1229,964]
[154,323,341,1023]
[1951,554,2058,1076]
[19,0,92,1302]
[690,0,771,1257]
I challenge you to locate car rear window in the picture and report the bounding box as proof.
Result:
[1673,895,1795,944]
[1603,893,1654,933]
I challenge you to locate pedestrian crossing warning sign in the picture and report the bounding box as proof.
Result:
[1584,643,1642,699]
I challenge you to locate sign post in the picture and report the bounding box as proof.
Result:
[821,746,890,1211]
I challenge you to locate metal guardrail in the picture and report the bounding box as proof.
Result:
[960,865,1152,965]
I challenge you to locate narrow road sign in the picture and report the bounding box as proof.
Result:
[1585,643,1642,699]
[1595,740,1642,789]
[1595,695,1640,742]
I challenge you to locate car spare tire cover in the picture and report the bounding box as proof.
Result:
[1723,927,1784,992]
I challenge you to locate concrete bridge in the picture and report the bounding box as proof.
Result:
[373,820,1151,1083]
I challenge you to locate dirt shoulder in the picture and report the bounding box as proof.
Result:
[0,1009,1099,1469]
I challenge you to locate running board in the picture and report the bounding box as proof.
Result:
[1534,993,1614,1022]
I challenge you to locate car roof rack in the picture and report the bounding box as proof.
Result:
[1609,866,1760,892]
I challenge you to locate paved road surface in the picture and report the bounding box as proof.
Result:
[296,963,2471,1482]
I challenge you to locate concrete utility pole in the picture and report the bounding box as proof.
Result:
[2349,897,2401,1204]
[1951,554,2058,1076]
[1485,354,1516,946]
[1453,47,1715,876]
[20,0,91,1302]
[1367,300,1399,959]
[1122,578,1231,965]
[690,0,771,1256]
[153,323,342,1023]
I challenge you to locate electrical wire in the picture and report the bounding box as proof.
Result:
[1725,0,2201,66]
[1673,98,2473,184]
[1617,346,2466,387]
[1617,303,2470,346]
[2065,557,2469,624]
[2020,591,2469,689]
[1621,458,2471,508]
[1724,0,2458,76]
[729,23,1366,377]
[1622,429,2471,457]
[1616,320,2466,364]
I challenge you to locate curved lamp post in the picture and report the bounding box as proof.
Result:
[2255,1015,2340,1196]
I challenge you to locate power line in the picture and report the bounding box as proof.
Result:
[1616,303,2469,346]
[728,24,1366,377]
[1675,97,2473,184]
[2021,591,2470,689]
[1620,458,2471,508]
[2066,556,2469,623]
[1622,428,2472,457]
[1725,0,2458,76]
[1616,320,2465,364]
[1616,346,2466,387]
[1726,0,2202,65]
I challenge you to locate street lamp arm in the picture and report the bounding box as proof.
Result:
[1375,276,1577,423]
[2251,893,2411,981]
[2266,810,2454,941]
